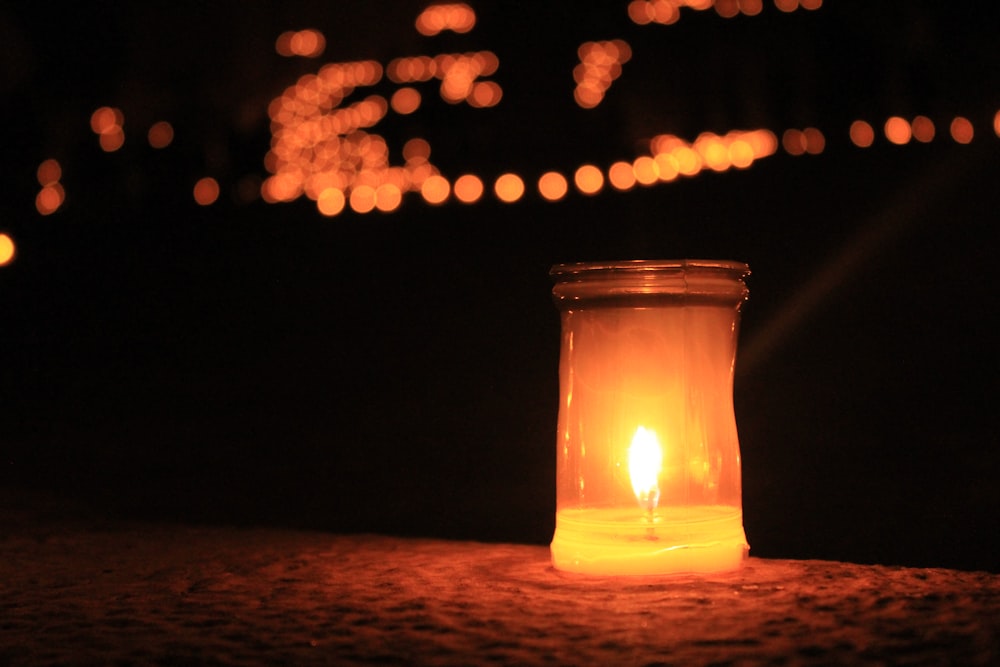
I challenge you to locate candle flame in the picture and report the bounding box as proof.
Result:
[628,426,662,512]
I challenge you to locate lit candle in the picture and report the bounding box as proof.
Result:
[549,260,751,576]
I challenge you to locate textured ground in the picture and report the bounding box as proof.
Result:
[2,500,999,666]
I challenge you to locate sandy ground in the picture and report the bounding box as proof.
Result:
[2,491,999,665]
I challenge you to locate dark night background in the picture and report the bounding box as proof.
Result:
[1,2,998,572]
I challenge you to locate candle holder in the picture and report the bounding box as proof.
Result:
[550,260,750,575]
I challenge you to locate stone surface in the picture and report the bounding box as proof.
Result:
[2,504,999,665]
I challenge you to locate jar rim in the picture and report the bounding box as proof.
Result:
[551,259,749,278]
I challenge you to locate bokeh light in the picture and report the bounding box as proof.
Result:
[538,171,569,201]
[573,164,604,195]
[454,174,484,203]
[421,174,451,205]
[416,3,476,36]
[317,188,346,216]
[193,177,220,206]
[884,116,912,145]
[608,161,637,190]
[390,88,422,115]
[35,183,65,215]
[494,173,525,203]
[147,121,174,149]
[37,159,61,186]
[850,120,875,147]
[949,116,974,144]
[0,233,15,267]
[910,116,935,143]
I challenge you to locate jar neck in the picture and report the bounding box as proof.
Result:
[551,259,749,309]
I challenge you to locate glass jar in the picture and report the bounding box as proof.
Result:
[550,259,750,575]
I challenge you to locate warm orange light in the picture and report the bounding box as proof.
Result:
[910,115,935,143]
[494,173,525,203]
[574,164,604,195]
[374,183,402,212]
[390,87,421,115]
[420,174,451,205]
[453,174,484,203]
[802,127,825,154]
[147,121,174,148]
[800,0,822,9]
[469,81,502,108]
[289,29,325,58]
[950,116,974,144]
[35,183,65,216]
[673,146,702,176]
[774,0,798,12]
[633,155,659,185]
[653,153,679,181]
[608,161,637,191]
[90,106,122,135]
[850,120,875,147]
[317,188,346,216]
[715,0,740,18]
[349,185,377,213]
[885,116,912,145]
[782,129,807,155]
[728,140,754,168]
[550,260,751,576]
[193,177,220,206]
[994,110,1000,138]
[403,138,431,162]
[0,233,15,266]
[740,0,764,15]
[538,171,569,202]
[628,426,662,512]
[99,127,125,152]
[416,3,476,36]
[37,159,61,186]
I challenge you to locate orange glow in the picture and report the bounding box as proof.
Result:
[0,233,15,266]
[416,3,476,36]
[633,156,659,185]
[37,159,61,186]
[454,174,484,203]
[950,116,974,144]
[849,120,875,147]
[782,129,807,155]
[193,177,220,206]
[288,29,325,58]
[673,146,702,175]
[99,127,125,152]
[90,106,122,135]
[275,31,295,57]
[728,140,754,168]
[421,174,451,205]
[374,183,402,212]
[608,161,637,190]
[774,0,798,12]
[741,0,764,15]
[147,121,174,148]
[469,81,503,108]
[911,115,935,143]
[884,116,911,145]
[317,187,346,216]
[994,110,1000,137]
[35,183,64,215]
[494,173,525,203]
[800,0,822,9]
[574,164,604,195]
[653,153,679,181]
[390,88,421,115]
[715,0,740,18]
[574,40,631,109]
[538,171,569,201]
[403,138,431,162]
[802,127,825,154]
[347,185,375,213]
